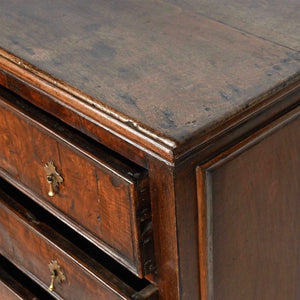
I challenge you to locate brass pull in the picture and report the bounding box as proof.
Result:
[48,272,56,291]
[44,161,63,197]
[47,175,55,197]
[48,260,66,292]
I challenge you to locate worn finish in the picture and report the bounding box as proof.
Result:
[165,0,300,51]
[0,0,299,146]
[0,93,154,277]
[0,1,300,299]
[197,107,300,300]
[0,186,158,300]
[1,71,299,166]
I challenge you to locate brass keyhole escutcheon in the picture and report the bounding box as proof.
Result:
[48,260,66,292]
[44,161,63,197]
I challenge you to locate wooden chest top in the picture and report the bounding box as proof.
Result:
[0,0,299,153]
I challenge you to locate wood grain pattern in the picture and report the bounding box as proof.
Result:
[1,72,299,166]
[0,187,158,300]
[1,82,298,300]
[0,0,299,144]
[0,93,154,277]
[0,1,299,299]
[197,106,300,300]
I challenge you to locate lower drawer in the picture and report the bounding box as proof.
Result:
[0,255,53,300]
[0,180,158,300]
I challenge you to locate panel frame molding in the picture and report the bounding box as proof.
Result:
[196,105,300,300]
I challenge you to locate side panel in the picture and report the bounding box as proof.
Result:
[197,107,300,300]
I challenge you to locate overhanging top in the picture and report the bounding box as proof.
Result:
[0,0,299,155]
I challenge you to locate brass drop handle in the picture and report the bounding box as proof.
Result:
[48,271,56,291]
[48,260,66,292]
[47,175,55,197]
[44,161,63,197]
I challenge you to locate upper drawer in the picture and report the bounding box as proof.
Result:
[0,88,154,277]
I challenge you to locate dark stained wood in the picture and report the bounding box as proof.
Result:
[0,82,298,300]
[0,0,299,146]
[147,161,180,299]
[0,93,154,277]
[197,106,300,300]
[0,69,300,166]
[0,65,298,300]
[0,72,174,165]
[0,1,299,299]
[147,159,202,299]
[0,186,158,300]
[0,99,19,178]
[143,89,300,299]
[173,164,201,299]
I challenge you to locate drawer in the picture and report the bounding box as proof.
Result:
[0,255,54,300]
[0,89,154,277]
[0,181,158,300]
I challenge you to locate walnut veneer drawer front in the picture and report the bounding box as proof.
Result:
[0,92,154,277]
[0,185,158,300]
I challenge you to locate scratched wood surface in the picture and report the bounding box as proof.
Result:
[0,0,299,142]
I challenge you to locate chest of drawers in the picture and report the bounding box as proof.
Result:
[0,1,299,299]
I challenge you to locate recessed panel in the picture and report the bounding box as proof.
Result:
[197,109,300,300]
